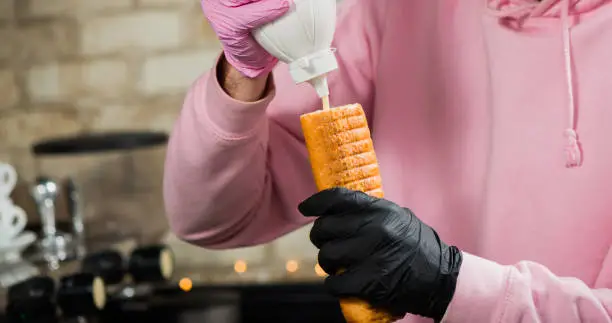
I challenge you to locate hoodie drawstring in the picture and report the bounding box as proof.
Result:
[487,0,582,168]
[561,0,582,167]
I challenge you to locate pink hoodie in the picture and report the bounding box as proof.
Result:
[164,0,612,321]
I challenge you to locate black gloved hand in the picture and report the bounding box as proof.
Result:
[298,188,463,320]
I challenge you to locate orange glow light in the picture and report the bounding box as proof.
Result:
[179,278,193,292]
[234,260,247,273]
[285,260,299,273]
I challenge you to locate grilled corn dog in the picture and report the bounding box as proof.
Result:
[300,101,394,323]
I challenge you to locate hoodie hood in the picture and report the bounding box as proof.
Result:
[488,0,608,18]
[486,0,610,168]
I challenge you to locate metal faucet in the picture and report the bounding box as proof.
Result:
[66,178,85,238]
[66,178,86,257]
[30,177,59,239]
[30,176,77,266]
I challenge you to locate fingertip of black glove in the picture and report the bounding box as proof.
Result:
[298,187,376,217]
[298,188,349,217]
[323,270,355,298]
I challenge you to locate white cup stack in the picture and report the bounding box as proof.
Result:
[0,163,27,247]
[0,163,39,288]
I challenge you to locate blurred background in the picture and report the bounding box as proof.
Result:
[0,0,323,296]
[0,0,365,322]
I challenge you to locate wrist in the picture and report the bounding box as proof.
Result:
[401,246,462,320]
[432,246,463,321]
[218,54,270,102]
[441,253,510,322]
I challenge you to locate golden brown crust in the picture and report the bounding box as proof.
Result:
[300,104,384,196]
[340,299,395,323]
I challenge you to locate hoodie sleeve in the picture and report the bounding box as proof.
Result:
[442,253,612,322]
[163,0,386,249]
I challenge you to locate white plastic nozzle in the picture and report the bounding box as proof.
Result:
[253,0,338,98]
[308,75,330,98]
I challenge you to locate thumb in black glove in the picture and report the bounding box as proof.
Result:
[298,188,463,321]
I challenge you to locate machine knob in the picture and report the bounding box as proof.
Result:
[128,245,174,283]
[81,249,125,285]
[6,276,57,323]
[56,273,106,318]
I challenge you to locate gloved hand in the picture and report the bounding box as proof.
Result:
[201,0,291,78]
[298,188,463,321]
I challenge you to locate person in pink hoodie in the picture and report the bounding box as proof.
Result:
[163,0,612,321]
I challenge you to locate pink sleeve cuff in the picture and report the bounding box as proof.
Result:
[442,252,513,322]
[198,55,276,141]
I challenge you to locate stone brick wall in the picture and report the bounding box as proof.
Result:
[0,0,318,274]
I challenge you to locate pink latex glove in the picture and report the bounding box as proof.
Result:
[201,0,292,78]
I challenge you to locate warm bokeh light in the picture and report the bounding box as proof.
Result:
[234,260,247,273]
[314,263,328,277]
[285,260,299,273]
[179,278,193,292]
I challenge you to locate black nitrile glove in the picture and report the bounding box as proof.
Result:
[298,188,463,321]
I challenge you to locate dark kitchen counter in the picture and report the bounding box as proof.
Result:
[0,235,324,306]
[1,281,345,323]
[100,282,345,323]
[0,239,343,323]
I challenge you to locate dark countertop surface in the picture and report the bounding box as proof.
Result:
[1,281,347,323]
[0,238,327,313]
